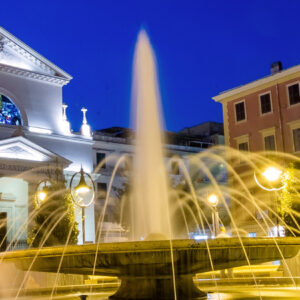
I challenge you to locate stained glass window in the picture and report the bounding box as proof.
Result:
[0,94,22,126]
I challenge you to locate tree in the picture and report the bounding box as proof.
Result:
[28,167,79,247]
[278,162,300,236]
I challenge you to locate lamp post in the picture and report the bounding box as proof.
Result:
[70,167,95,244]
[254,166,286,237]
[208,193,219,237]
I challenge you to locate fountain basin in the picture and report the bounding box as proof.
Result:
[1,237,300,299]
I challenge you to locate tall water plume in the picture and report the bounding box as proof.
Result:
[131,30,170,240]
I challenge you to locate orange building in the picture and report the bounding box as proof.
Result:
[212,62,300,236]
[213,62,300,155]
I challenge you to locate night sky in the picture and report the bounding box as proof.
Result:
[1,1,300,132]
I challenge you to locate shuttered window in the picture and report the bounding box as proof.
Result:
[293,128,300,152]
[260,93,272,114]
[235,102,246,122]
[288,84,300,105]
[264,135,276,151]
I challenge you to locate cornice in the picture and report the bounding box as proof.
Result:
[213,64,300,103]
[26,130,95,145]
[0,63,69,86]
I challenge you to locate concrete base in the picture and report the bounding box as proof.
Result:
[109,276,206,300]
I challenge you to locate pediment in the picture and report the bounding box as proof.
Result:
[0,42,44,74]
[0,136,71,165]
[0,27,72,85]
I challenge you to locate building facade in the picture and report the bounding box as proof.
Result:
[213,62,300,236]
[0,26,95,246]
[213,62,300,154]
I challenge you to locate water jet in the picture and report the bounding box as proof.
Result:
[1,30,300,300]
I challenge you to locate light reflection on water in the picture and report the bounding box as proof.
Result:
[13,289,300,300]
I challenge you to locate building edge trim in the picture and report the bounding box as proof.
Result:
[0,64,70,86]
[212,66,300,103]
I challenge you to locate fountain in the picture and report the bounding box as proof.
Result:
[2,237,300,299]
[131,30,170,240]
[1,30,300,300]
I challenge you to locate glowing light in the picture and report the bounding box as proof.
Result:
[36,181,51,206]
[74,168,91,195]
[254,171,286,191]
[75,186,90,195]
[208,194,218,207]
[38,190,47,202]
[29,127,52,134]
[262,167,282,182]
[194,235,208,240]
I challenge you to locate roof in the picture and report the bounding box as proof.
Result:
[0,26,72,83]
[213,64,300,103]
[94,127,133,138]
[94,126,217,148]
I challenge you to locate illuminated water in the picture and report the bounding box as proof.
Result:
[131,30,170,240]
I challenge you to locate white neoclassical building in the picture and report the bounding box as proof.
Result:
[0,26,96,247]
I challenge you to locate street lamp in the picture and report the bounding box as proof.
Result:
[70,167,95,244]
[254,166,286,191]
[208,193,219,237]
[35,180,51,207]
[254,166,286,237]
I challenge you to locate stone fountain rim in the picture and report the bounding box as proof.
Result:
[1,237,300,260]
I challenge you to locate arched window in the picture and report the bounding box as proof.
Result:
[0,94,22,126]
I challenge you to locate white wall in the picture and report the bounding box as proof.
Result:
[27,134,94,173]
[0,177,28,242]
[0,72,64,134]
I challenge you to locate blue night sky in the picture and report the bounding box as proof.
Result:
[1,1,300,132]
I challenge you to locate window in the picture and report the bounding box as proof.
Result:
[238,142,249,164]
[293,128,300,152]
[238,142,248,151]
[260,93,272,114]
[288,83,300,105]
[264,135,276,151]
[235,101,246,122]
[234,135,249,164]
[97,182,107,199]
[0,94,22,125]
[96,152,106,169]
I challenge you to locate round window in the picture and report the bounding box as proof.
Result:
[0,94,22,126]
